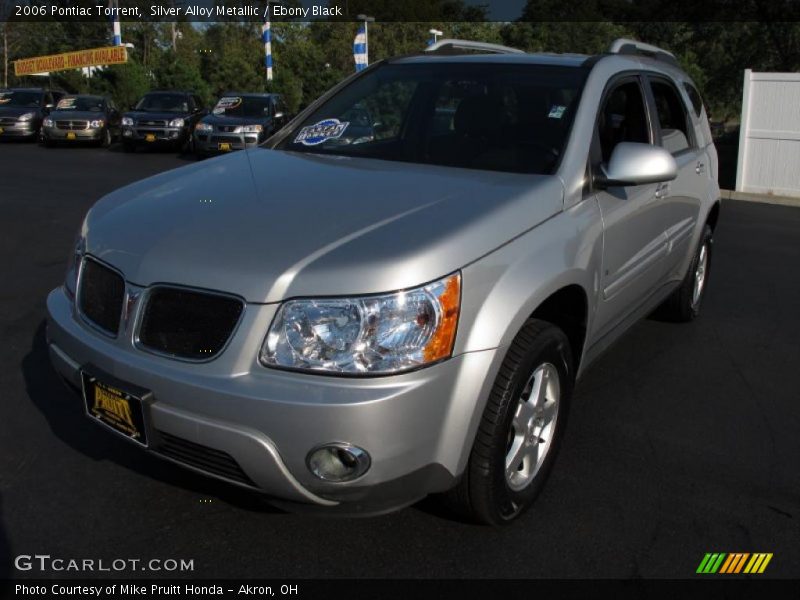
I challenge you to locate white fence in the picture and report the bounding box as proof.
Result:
[736,69,800,198]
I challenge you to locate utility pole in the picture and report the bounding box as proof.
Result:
[3,24,8,89]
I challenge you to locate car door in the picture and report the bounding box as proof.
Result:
[590,75,670,341]
[643,75,704,281]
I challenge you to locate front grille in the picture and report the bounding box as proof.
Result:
[56,120,89,130]
[156,431,255,487]
[138,119,167,127]
[0,117,18,126]
[78,258,125,335]
[211,136,240,144]
[217,125,238,133]
[137,287,243,360]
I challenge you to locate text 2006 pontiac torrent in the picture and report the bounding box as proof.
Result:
[47,39,720,524]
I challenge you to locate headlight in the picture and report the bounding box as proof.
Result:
[43,118,54,127]
[122,117,134,126]
[169,118,185,128]
[195,122,213,132]
[260,273,461,375]
[18,112,35,121]
[237,124,263,134]
[90,119,105,128]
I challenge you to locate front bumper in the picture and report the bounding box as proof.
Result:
[46,286,497,514]
[193,131,261,155]
[44,126,103,141]
[0,121,37,138]
[123,126,187,146]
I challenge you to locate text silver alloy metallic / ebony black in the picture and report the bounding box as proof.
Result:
[46,38,720,524]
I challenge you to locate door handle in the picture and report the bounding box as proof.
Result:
[655,182,670,198]
[696,161,706,174]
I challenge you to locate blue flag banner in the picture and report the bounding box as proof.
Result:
[353,24,367,72]
[263,20,272,81]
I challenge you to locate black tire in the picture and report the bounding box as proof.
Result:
[658,224,713,322]
[180,135,194,155]
[443,319,574,525]
[122,141,136,153]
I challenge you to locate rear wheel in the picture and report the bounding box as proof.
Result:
[444,319,573,525]
[658,224,713,322]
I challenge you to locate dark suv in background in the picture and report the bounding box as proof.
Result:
[0,88,64,141]
[121,90,207,153]
[193,93,289,157]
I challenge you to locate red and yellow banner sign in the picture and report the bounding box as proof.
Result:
[14,46,128,76]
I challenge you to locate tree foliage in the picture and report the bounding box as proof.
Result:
[1,7,798,121]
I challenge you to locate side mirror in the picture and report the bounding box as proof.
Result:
[595,142,677,188]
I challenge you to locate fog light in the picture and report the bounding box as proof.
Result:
[306,443,370,482]
[123,130,132,137]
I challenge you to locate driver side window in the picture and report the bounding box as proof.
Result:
[598,80,650,164]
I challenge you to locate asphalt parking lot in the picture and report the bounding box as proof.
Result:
[1,141,798,580]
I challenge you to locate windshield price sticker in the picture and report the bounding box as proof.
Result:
[213,97,242,114]
[57,98,77,110]
[0,93,10,104]
[294,118,350,146]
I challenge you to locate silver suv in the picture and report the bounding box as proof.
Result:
[46,39,719,524]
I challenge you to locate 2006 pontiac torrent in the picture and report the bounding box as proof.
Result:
[46,39,720,524]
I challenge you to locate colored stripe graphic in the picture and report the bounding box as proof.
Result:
[698,552,773,574]
[743,553,773,574]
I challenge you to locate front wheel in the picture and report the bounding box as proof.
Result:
[100,128,112,148]
[444,319,573,525]
[658,224,713,322]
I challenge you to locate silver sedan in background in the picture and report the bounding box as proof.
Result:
[42,94,121,148]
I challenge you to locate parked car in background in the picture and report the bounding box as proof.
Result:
[47,39,720,525]
[121,90,207,153]
[193,93,289,157]
[42,94,121,148]
[0,88,64,141]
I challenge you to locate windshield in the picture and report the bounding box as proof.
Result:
[275,62,587,174]
[213,96,272,118]
[56,96,104,112]
[0,90,42,108]
[135,93,189,113]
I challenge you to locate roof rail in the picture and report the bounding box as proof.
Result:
[424,39,524,55]
[608,38,678,66]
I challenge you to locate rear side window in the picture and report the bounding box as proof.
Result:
[649,80,692,155]
[682,82,704,118]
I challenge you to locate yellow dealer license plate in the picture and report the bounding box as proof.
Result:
[0,127,4,134]
[218,142,231,151]
[145,133,156,142]
[82,369,150,446]
[66,132,76,140]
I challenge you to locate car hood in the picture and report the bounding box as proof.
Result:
[85,149,564,303]
[201,113,270,127]
[124,110,190,122]
[48,110,105,121]
[0,106,40,118]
